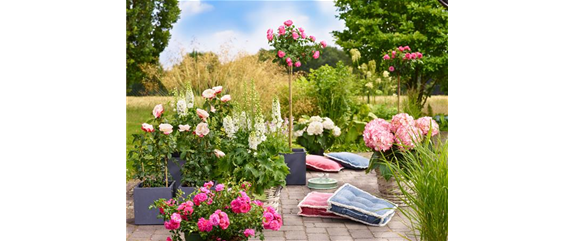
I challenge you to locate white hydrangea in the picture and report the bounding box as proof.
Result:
[293,129,305,137]
[223,115,237,138]
[309,116,322,123]
[307,121,324,136]
[333,126,341,137]
[176,99,187,116]
[322,117,335,130]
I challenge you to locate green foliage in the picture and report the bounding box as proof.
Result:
[298,46,352,73]
[434,114,448,131]
[403,88,424,118]
[387,139,448,241]
[126,0,180,95]
[333,0,448,103]
[372,104,399,120]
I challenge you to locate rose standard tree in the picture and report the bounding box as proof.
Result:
[267,20,325,148]
[381,46,424,111]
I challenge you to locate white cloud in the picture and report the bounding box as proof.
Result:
[179,0,213,18]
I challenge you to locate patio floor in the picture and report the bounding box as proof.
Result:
[126,153,417,241]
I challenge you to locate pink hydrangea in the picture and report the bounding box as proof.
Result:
[215,184,225,192]
[390,113,415,133]
[394,125,423,150]
[363,119,395,152]
[193,193,208,206]
[244,229,255,237]
[197,217,213,232]
[177,201,194,220]
[415,117,439,136]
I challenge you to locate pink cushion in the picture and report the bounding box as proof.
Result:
[306,155,344,172]
[297,192,344,218]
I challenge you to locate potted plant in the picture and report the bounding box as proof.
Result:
[151,181,283,241]
[363,113,439,205]
[293,116,342,156]
[266,20,325,174]
[176,86,233,198]
[168,85,196,188]
[129,104,177,224]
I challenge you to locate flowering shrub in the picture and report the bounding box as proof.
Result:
[267,20,325,68]
[129,104,177,187]
[293,115,341,154]
[363,113,439,180]
[381,46,423,74]
[152,181,282,241]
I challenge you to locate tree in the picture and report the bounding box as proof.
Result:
[126,0,180,95]
[333,0,448,108]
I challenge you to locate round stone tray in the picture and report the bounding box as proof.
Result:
[307,177,338,190]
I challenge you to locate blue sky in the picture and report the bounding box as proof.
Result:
[160,0,345,68]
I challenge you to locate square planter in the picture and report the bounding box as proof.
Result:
[282,148,307,185]
[168,155,186,191]
[133,181,175,225]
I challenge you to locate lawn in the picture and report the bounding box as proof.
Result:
[359,95,449,115]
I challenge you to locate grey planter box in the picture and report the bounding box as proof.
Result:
[282,148,307,185]
[168,156,186,191]
[133,181,175,225]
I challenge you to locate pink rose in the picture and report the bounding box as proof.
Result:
[292,31,299,40]
[197,217,213,232]
[405,45,411,51]
[164,220,180,230]
[141,123,154,132]
[267,33,273,41]
[212,86,223,94]
[202,88,216,99]
[177,201,194,219]
[286,57,292,66]
[404,53,410,59]
[320,41,327,48]
[204,181,214,189]
[294,61,301,67]
[244,229,255,237]
[214,149,225,158]
[391,51,396,58]
[166,237,172,241]
[210,105,216,113]
[171,213,182,224]
[178,124,191,132]
[196,108,209,120]
[269,220,281,231]
[193,193,208,206]
[277,50,285,58]
[158,123,173,135]
[195,122,210,137]
[301,32,306,39]
[254,200,263,206]
[218,211,230,230]
[389,66,395,72]
[153,104,164,118]
[221,95,231,102]
[267,28,273,35]
[418,52,423,58]
[383,54,390,60]
[313,51,320,59]
[298,27,304,33]
[310,35,316,42]
[284,20,293,26]
[278,25,286,35]
[263,212,274,225]
[215,184,224,192]
[209,212,221,227]
[398,46,404,52]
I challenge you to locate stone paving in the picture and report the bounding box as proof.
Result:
[127,153,417,241]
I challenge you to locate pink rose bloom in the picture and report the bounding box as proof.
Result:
[267,28,273,35]
[404,53,410,60]
[164,220,180,230]
[415,117,439,136]
[292,31,299,40]
[363,118,395,152]
[263,212,274,225]
[198,217,213,232]
[200,187,211,194]
[178,124,191,132]
[390,113,415,132]
[389,66,395,72]
[267,33,273,41]
[215,184,225,192]
[167,237,172,241]
[209,212,220,227]
[286,57,292,66]
[177,201,194,219]
[196,108,209,120]
[202,88,216,99]
[158,123,173,135]
[254,200,263,207]
[210,105,216,113]
[207,198,213,205]
[391,51,396,58]
[171,213,182,224]
[313,51,320,59]
[268,220,281,231]
[395,125,423,150]
[284,20,293,26]
[278,25,286,35]
[294,61,301,67]
[405,45,411,51]
[277,50,285,58]
[193,193,208,206]
[214,149,225,158]
[218,211,230,230]
[266,206,277,214]
[141,123,154,132]
[383,54,390,60]
[418,52,423,58]
[398,46,404,52]
[204,181,214,189]
[298,27,304,33]
[320,41,327,48]
[153,104,164,118]
[310,35,316,42]
[194,122,210,137]
[212,86,223,94]
[221,95,231,102]
[301,32,306,39]
[244,229,255,237]
[240,203,252,213]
